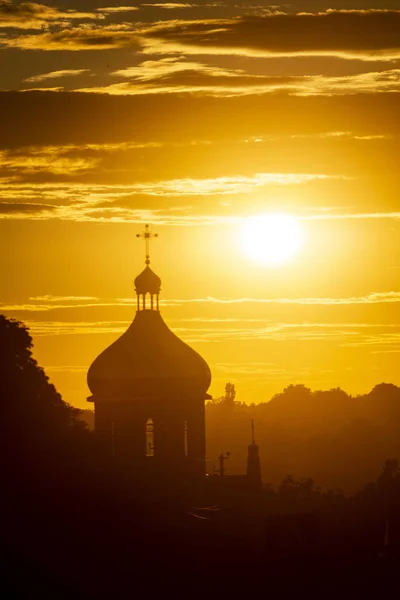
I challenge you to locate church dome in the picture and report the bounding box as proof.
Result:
[87,311,211,400]
[134,266,161,295]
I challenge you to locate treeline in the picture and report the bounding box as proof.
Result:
[206,382,400,493]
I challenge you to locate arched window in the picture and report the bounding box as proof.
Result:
[145,418,155,456]
[184,420,188,456]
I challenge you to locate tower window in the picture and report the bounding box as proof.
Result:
[184,420,188,456]
[145,418,155,457]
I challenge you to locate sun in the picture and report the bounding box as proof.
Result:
[240,213,303,265]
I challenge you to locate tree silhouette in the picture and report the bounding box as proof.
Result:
[0,314,89,464]
[224,382,236,405]
[206,382,400,492]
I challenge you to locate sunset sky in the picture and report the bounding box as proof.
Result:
[2,0,400,408]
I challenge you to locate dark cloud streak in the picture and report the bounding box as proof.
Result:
[1,90,399,149]
[142,11,400,59]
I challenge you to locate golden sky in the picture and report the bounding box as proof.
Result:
[1,1,400,408]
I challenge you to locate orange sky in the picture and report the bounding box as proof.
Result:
[1,1,400,408]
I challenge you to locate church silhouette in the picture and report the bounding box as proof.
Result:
[87,225,214,492]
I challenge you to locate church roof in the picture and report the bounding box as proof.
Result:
[87,310,211,400]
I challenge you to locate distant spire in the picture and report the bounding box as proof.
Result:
[379,518,391,560]
[247,419,262,491]
[136,224,158,266]
[384,519,390,548]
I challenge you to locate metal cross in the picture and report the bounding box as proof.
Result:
[136,224,158,265]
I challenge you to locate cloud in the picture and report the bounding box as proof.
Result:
[108,173,336,195]
[112,56,239,80]
[3,23,140,51]
[45,365,88,373]
[30,295,99,302]
[0,147,98,175]
[23,320,130,335]
[0,201,55,214]
[0,172,342,221]
[140,10,400,60]
[142,3,205,8]
[21,87,65,93]
[304,212,400,221]
[5,317,400,349]
[0,301,122,312]
[1,181,400,223]
[25,69,90,83]
[211,362,314,383]
[96,6,140,13]
[76,58,400,97]
[162,292,400,306]
[3,292,400,314]
[0,1,103,30]
[342,334,400,349]
[0,135,399,224]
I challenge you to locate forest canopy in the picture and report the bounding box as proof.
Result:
[206,382,400,492]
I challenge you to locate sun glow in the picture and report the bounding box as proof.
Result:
[240,214,304,265]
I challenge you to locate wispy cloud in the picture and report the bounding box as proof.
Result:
[0,173,342,222]
[6,319,400,352]
[0,148,98,176]
[162,292,400,306]
[0,303,119,312]
[213,361,310,378]
[46,365,89,373]
[96,6,139,13]
[78,59,400,97]
[141,3,221,8]
[25,69,90,83]
[30,295,99,302]
[2,23,140,51]
[25,321,130,335]
[3,291,400,315]
[0,1,104,30]
[304,212,400,221]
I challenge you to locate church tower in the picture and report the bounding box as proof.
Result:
[87,225,211,487]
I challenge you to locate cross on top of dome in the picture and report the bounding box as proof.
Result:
[136,223,158,266]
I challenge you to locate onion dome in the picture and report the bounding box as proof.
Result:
[87,311,211,400]
[134,266,161,295]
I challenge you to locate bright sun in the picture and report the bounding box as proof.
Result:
[240,213,303,265]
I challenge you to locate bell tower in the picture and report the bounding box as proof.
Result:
[87,225,211,490]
